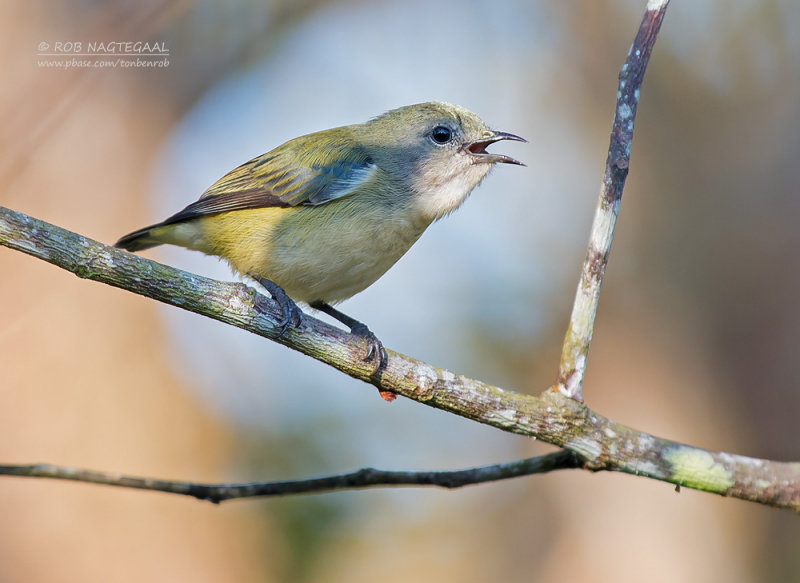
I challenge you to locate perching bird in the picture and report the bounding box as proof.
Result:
[116,101,524,383]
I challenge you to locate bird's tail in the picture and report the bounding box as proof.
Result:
[115,217,209,253]
[114,223,169,252]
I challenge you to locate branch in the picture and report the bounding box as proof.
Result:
[0,452,581,503]
[3,0,800,511]
[557,0,669,402]
[3,206,800,510]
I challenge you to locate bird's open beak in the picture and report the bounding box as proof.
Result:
[464,130,526,166]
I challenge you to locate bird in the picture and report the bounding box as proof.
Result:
[116,101,524,391]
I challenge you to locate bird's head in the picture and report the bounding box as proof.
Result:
[358,101,525,221]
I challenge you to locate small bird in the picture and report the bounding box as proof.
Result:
[116,102,524,388]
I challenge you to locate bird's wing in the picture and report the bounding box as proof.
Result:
[159,133,376,226]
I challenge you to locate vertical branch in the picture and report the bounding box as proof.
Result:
[556,0,670,401]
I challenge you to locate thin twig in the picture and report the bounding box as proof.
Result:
[0,451,581,503]
[557,0,670,402]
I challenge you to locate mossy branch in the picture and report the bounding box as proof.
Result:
[3,205,800,509]
[3,0,800,511]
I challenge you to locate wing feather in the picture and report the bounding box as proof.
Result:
[160,130,376,226]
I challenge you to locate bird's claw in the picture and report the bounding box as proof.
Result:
[252,276,303,337]
[359,329,393,401]
[274,294,303,337]
[308,301,394,400]
[364,331,388,373]
[350,323,387,374]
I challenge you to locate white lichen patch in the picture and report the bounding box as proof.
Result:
[227,292,250,313]
[483,410,517,430]
[563,373,583,399]
[627,459,661,477]
[637,434,657,452]
[413,363,438,389]
[718,451,765,469]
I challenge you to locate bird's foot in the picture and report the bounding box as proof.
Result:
[310,302,393,401]
[348,321,389,375]
[252,276,304,337]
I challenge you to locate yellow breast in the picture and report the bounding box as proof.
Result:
[193,199,428,304]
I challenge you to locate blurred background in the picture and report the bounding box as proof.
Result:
[2,0,799,581]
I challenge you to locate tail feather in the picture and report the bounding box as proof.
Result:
[115,223,168,252]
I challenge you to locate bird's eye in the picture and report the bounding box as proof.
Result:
[430,125,453,144]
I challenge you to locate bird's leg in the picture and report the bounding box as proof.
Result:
[251,276,304,336]
[310,301,389,379]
